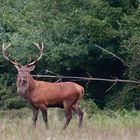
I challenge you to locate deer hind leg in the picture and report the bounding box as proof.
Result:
[63,100,75,130]
[63,109,72,130]
[72,102,83,128]
[32,106,39,128]
[41,108,48,129]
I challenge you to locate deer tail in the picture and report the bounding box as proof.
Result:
[79,86,84,100]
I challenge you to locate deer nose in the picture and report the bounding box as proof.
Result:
[21,76,26,80]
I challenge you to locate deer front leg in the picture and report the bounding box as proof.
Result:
[32,106,39,128]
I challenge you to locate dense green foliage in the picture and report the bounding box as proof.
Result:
[0,0,140,110]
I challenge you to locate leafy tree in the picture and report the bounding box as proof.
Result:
[0,0,139,110]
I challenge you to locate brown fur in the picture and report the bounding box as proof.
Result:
[16,66,84,129]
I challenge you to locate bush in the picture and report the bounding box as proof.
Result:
[4,96,28,109]
[81,99,99,118]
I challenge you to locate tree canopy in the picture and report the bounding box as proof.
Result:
[0,0,140,110]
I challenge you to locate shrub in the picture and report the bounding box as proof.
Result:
[81,99,99,118]
[4,96,28,109]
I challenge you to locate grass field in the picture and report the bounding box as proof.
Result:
[0,108,140,140]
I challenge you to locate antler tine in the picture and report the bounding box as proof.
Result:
[36,42,44,60]
[2,43,11,61]
[27,42,44,66]
[2,43,19,66]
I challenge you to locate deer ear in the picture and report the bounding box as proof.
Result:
[29,65,36,71]
[26,65,36,72]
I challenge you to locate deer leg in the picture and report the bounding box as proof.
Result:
[63,100,74,130]
[72,104,83,128]
[41,108,48,129]
[63,109,72,130]
[32,106,39,128]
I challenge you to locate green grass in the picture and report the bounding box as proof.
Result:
[0,109,140,140]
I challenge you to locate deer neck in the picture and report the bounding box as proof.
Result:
[17,74,36,100]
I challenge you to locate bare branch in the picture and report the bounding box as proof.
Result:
[105,82,117,93]
[94,44,140,79]
[95,45,127,65]
[32,74,140,85]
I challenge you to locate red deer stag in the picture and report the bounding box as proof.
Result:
[2,43,84,129]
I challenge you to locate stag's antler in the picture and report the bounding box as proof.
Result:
[2,43,44,66]
[27,42,44,66]
[2,43,20,66]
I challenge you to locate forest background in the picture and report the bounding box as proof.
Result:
[0,0,140,111]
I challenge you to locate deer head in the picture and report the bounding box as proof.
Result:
[2,43,44,85]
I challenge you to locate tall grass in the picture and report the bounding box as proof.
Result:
[0,108,140,140]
